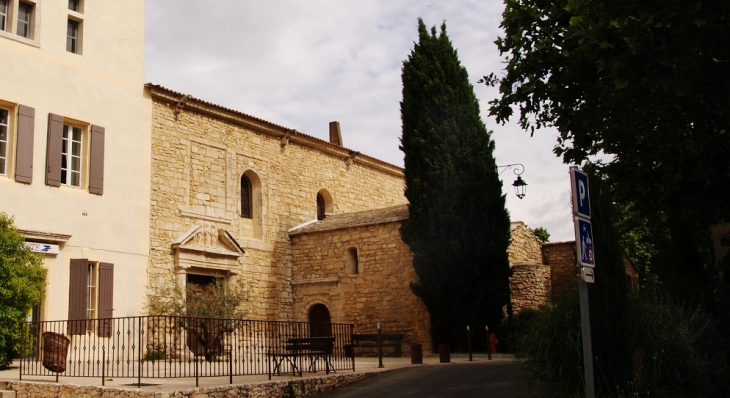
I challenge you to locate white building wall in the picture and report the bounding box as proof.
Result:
[0,1,150,320]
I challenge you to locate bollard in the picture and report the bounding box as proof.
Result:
[467,325,472,361]
[439,344,450,363]
[377,323,383,368]
[486,326,492,360]
[410,344,423,364]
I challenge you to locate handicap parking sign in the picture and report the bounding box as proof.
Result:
[574,217,595,268]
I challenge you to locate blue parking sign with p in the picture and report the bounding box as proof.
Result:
[571,168,591,219]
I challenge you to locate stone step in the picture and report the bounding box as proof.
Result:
[0,390,16,398]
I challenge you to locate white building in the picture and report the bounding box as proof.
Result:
[0,0,149,327]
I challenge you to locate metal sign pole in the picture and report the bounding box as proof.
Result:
[578,278,595,398]
[570,167,596,398]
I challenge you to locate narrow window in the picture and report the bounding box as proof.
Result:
[68,0,79,12]
[86,262,96,320]
[316,193,325,220]
[0,0,8,31]
[17,2,32,38]
[66,19,78,53]
[61,124,82,187]
[0,108,8,175]
[346,247,359,275]
[241,174,252,218]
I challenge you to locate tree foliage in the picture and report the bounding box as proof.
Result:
[400,19,512,349]
[531,227,550,243]
[0,213,46,368]
[147,277,250,361]
[487,0,730,232]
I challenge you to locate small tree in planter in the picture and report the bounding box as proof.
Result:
[147,277,249,362]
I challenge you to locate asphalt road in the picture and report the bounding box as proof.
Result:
[314,361,545,398]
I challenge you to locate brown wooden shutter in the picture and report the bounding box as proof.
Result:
[88,125,105,195]
[45,113,63,187]
[14,105,35,184]
[97,262,114,337]
[68,259,88,335]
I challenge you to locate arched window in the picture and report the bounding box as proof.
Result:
[316,193,326,220]
[241,175,252,218]
[346,247,359,275]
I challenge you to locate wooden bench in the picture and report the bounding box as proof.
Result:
[345,333,404,357]
[267,336,335,379]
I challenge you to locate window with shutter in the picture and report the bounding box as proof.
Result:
[68,259,114,336]
[46,114,105,194]
[14,104,34,184]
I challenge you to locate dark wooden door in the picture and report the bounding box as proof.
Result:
[309,304,332,337]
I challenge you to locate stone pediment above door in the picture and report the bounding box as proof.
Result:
[171,223,245,274]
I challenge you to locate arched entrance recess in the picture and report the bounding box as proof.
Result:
[308,304,332,337]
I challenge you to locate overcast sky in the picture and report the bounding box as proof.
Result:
[144,0,575,242]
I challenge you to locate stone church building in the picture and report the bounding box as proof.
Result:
[144,84,577,353]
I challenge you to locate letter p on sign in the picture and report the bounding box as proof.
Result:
[571,167,591,219]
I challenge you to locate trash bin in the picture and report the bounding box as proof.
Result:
[439,343,450,363]
[42,332,70,373]
[410,344,422,364]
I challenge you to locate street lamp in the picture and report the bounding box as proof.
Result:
[498,163,527,199]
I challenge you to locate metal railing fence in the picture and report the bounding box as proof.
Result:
[19,315,354,386]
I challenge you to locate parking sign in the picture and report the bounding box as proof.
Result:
[570,167,591,219]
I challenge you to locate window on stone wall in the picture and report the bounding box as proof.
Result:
[346,247,359,275]
[316,193,325,220]
[241,174,252,218]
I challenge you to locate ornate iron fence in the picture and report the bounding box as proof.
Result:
[19,316,354,386]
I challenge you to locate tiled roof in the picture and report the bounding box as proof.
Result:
[289,205,409,235]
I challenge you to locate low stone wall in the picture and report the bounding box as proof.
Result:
[509,262,551,313]
[542,241,577,297]
[0,373,370,398]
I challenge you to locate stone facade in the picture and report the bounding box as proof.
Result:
[507,222,551,313]
[146,85,407,321]
[0,373,369,398]
[508,222,543,264]
[289,205,430,353]
[542,241,577,297]
[510,262,552,313]
[144,84,637,350]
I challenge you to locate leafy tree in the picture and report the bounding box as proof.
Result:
[0,213,46,368]
[531,227,550,243]
[400,19,512,350]
[487,0,730,221]
[147,277,250,361]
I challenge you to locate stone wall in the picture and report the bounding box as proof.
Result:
[0,373,369,398]
[509,262,551,313]
[290,216,430,353]
[508,222,543,264]
[147,88,407,321]
[542,241,577,297]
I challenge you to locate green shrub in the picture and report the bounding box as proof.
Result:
[516,290,726,397]
[0,213,46,368]
[515,291,585,395]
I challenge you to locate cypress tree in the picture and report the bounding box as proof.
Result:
[399,19,511,350]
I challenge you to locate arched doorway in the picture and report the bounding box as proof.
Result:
[308,304,332,337]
